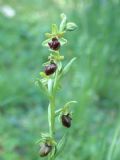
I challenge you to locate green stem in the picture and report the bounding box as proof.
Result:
[48,96,56,160]
[48,96,55,137]
[48,66,59,160]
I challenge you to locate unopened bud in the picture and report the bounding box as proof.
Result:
[66,22,77,31]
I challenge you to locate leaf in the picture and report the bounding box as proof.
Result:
[55,134,67,157]
[49,146,57,159]
[62,57,76,75]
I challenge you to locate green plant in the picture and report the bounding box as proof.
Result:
[35,13,77,160]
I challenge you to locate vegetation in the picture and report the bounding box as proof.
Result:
[0,0,120,160]
[37,13,77,160]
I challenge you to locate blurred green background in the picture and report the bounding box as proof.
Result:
[0,0,120,160]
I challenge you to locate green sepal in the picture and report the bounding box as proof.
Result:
[36,133,57,146]
[48,53,64,62]
[40,72,49,79]
[42,61,50,66]
[35,79,49,97]
[42,38,51,47]
[59,37,67,46]
[59,13,67,32]
[45,33,53,38]
[62,101,77,114]
[57,31,65,38]
[45,31,65,40]
[64,101,77,107]
[55,108,62,117]
[52,24,59,34]
[56,101,77,117]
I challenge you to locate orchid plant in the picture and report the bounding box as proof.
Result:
[35,13,77,160]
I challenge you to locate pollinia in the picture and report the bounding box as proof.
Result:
[36,13,77,160]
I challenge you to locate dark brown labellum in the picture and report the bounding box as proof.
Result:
[44,63,57,76]
[48,37,60,50]
[61,114,72,128]
[39,143,52,157]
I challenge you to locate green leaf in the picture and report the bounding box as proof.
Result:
[49,146,57,159]
[55,134,67,157]
[62,57,76,75]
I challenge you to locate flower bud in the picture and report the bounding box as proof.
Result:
[44,63,57,76]
[48,38,60,50]
[39,143,52,157]
[66,22,77,31]
[61,114,72,128]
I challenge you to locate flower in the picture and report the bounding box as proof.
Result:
[61,114,72,128]
[44,62,57,76]
[39,143,52,157]
[48,37,60,50]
